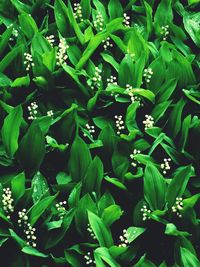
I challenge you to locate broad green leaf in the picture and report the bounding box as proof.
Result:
[166,165,194,207]
[102,205,123,226]
[108,0,123,19]
[29,194,57,226]
[18,13,38,39]
[54,0,71,37]
[75,194,96,234]
[126,226,146,243]
[180,247,200,266]
[118,54,134,87]
[68,137,92,182]
[0,45,23,72]
[0,27,13,56]
[82,156,103,195]
[88,211,113,247]
[11,75,30,88]
[22,246,48,258]
[11,172,25,201]
[18,122,46,176]
[183,12,200,47]
[167,98,186,139]
[31,172,49,203]
[134,255,157,267]
[144,163,167,210]
[1,105,23,158]
[94,247,120,267]
[165,223,190,237]
[125,102,139,132]
[45,209,75,249]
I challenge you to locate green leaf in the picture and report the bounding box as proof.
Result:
[31,172,49,203]
[125,102,139,132]
[126,226,146,243]
[0,45,23,73]
[76,18,123,69]
[29,194,57,226]
[179,115,191,152]
[75,194,96,234]
[183,12,200,47]
[18,122,46,176]
[180,247,200,266]
[167,99,186,139]
[9,229,26,248]
[102,205,123,226]
[118,55,134,87]
[134,254,157,267]
[165,223,190,237]
[67,1,85,44]
[45,209,75,249]
[11,172,25,202]
[82,156,103,195]
[76,32,108,70]
[68,137,92,182]
[1,105,23,158]
[18,13,38,39]
[94,247,120,267]
[108,0,123,19]
[22,246,48,258]
[166,165,194,208]
[104,176,127,190]
[154,0,173,27]
[11,75,30,88]
[88,211,113,247]
[0,27,13,56]
[144,163,167,210]
[0,73,12,87]
[54,0,71,37]
[80,0,91,19]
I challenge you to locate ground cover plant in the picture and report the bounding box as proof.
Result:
[0,0,200,266]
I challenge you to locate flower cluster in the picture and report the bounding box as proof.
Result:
[161,158,171,174]
[102,37,113,50]
[84,252,96,266]
[83,123,95,139]
[107,75,117,86]
[118,229,130,247]
[2,188,14,219]
[24,52,34,71]
[94,11,104,31]
[8,24,19,41]
[56,38,69,66]
[130,149,141,167]
[87,223,97,240]
[141,204,151,221]
[115,115,125,135]
[73,3,83,22]
[46,35,55,47]
[172,197,183,218]
[18,209,37,247]
[143,68,153,84]
[56,201,67,220]
[125,84,143,106]
[161,25,169,41]
[47,110,54,118]
[90,67,102,90]
[28,102,38,120]
[123,13,130,27]
[143,114,154,130]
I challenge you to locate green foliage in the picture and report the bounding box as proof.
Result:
[0,0,199,266]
